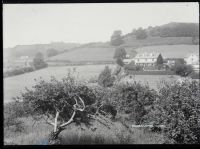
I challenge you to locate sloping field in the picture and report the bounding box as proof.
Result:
[126,44,199,58]
[48,47,115,62]
[123,36,194,47]
[4,64,181,104]
[3,65,115,104]
[48,44,199,62]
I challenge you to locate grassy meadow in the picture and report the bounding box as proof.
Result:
[48,47,116,62]
[126,44,199,58]
[46,44,199,63]
[4,64,181,104]
[4,115,164,145]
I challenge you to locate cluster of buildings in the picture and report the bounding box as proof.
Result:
[123,52,199,72]
[3,56,33,72]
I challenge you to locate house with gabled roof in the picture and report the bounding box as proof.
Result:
[132,52,160,67]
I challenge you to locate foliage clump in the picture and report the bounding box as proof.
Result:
[147,79,200,144]
[98,66,115,88]
[4,102,26,133]
[110,30,124,46]
[111,81,157,124]
[124,61,143,71]
[171,62,194,77]
[33,52,48,70]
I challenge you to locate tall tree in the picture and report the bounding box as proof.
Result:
[33,52,47,70]
[47,49,59,57]
[135,27,148,40]
[110,30,124,46]
[157,54,164,65]
[19,74,116,144]
[113,47,127,67]
[98,66,115,87]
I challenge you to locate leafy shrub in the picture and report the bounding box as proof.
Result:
[46,49,59,57]
[110,30,124,46]
[98,66,115,87]
[190,72,199,79]
[135,28,148,40]
[4,102,26,132]
[4,67,34,78]
[112,81,157,124]
[124,62,143,71]
[171,63,194,77]
[147,80,200,144]
[126,70,174,75]
[33,52,48,70]
[88,76,98,83]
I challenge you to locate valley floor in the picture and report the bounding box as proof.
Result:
[4,64,181,104]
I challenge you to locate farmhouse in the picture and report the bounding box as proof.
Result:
[184,53,199,72]
[132,52,159,67]
[13,56,32,67]
[184,53,199,65]
[4,56,33,72]
[164,58,184,66]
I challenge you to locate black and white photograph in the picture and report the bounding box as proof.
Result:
[3,2,199,145]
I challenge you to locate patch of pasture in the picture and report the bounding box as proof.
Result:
[133,44,199,59]
[4,64,180,104]
[3,65,115,103]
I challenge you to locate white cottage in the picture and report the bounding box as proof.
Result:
[184,53,199,65]
[184,53,199,73]
[132,52,159,67]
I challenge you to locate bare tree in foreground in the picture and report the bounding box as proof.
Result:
[18,73,117,145]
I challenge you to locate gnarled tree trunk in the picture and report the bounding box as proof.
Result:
[48,127,64,145]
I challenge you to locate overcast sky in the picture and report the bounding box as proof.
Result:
[3,3,199,48]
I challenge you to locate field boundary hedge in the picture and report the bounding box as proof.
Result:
[126,70,175,75]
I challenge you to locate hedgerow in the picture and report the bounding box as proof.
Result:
[146,79,200,144]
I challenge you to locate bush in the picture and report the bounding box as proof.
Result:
[4,67,34,78]
[171,63,194,77]
[112,81,157,124]
[110,30,124,46]
[33,52,48,70]
[124,62,143,71]
[190,72,199,79]
[147,80,200,144]
[4,102,27,132]
[135,28,148,40]
[98,66,115,87]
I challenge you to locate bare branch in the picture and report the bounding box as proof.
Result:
[74,96,78,105]
[77,96,85,111]
[45,118,54,126]
[60,110,76,128]
[73,96,85,112]
[54,111,60,132]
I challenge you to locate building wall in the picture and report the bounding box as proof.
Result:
[184,54,199,65]
[134,58,157,66]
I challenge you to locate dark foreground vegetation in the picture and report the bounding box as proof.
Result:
[4,67,200,145]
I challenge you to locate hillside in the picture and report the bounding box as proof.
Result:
[122,36,194,48]
[47,44,199,64]
[122,22,199,47]
[4,42,81,59]
[47,47,115,62]
[4,22,199,63]
[125,45,199,59]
